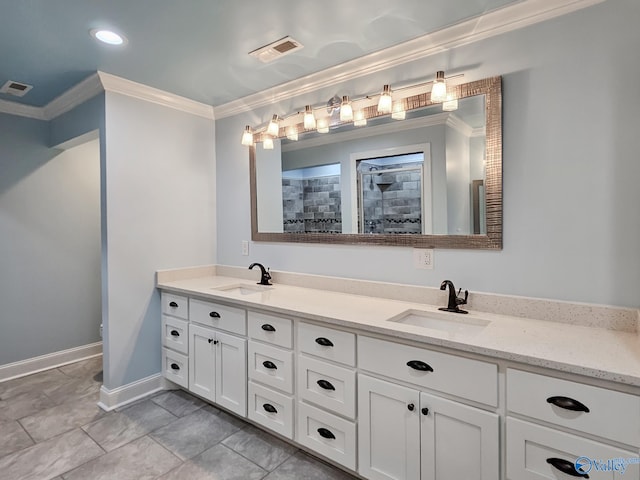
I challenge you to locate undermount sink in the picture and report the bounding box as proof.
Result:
[387,309,490,334]
[213,284,273,296]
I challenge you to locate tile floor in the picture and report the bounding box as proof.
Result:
[0,357,358,480]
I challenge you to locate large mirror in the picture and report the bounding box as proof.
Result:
[250,76,501,249]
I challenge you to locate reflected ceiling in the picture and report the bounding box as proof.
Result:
[0,0,519,107]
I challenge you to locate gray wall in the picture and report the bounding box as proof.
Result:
[0,114,101,365]
[215,0,640,308]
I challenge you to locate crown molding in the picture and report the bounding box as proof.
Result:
[0,99,46,120]
[43,73,103,120]
[98,72,214,120]
[214,0,604,119]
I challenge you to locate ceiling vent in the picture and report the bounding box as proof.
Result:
[249,36,303,63]
[0,80,33,97]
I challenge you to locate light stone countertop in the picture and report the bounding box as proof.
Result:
[157,270,640,388]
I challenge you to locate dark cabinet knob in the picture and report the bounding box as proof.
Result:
[208,338,214,344]
[421,407,429,415]
[170,330,180,337]
[169,301,178,308]
[407,360,434,372]
[261,324,276,332]
[170,363,180,370]
[209,311,220,318]
[546,458,589,478]
[317,379,335,391]
[546,396,590,413]
[317,428,336,440]
[407,403,415,411]
[263,403,277,414]
[263,360,277,370]
[315,337,334,347]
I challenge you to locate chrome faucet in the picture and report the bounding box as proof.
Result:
[249,263,272,285]
[438,280,468,314]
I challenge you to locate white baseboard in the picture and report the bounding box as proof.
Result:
[0,342,103,382]
[98,373,175,411]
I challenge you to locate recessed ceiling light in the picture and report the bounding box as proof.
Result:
[90,28,127,46]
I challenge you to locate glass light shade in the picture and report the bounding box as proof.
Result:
[353,110,367,127]
[266,114,280,136]
[241,125,253,146]
[391,102,406,120]
[442,96,458,111]
[378,85,392,114]
[303,105,316,130]
[431,71,447,102]
[286,126,298,141]
[91,29,126,45]
[316,117,329,133]
[340,96,353,122]
[263,136,274,149]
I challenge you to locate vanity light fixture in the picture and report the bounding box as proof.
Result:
[263,135,274,150]
[442,95,459,112]
[90,28,127,46]
[391,101,406,120]
[378,84,392,114]
[266,115,280,136]
[339,96,353,122]
[241,125,254,146]
[303,105,317,130]
[316,117,329,134]
[431,71,447,102]
[353,109,367,127]
[286,125,299,141]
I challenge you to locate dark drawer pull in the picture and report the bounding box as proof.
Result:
[261,324,276,332]
[263,360,277,370]
[546,458,589,478]
[170,330,180,337]
[422,407,429,415]
[263,403,277,414]
[209,311,220,318]
[169,301,178,308]
[317,428,335,440]
[547,396,590,413]
[170,363,180,370]
[315,337,334,347]
[407,403,415,411]
[406,360,434,372]
[317,379,335,391]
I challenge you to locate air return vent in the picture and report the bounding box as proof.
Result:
[249,36,303,63]
[0,80,33,97]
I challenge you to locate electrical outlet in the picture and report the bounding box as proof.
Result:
[413,248,434,270]
[241,240,249,256]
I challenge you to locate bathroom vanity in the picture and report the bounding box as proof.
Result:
[158,265,640,480]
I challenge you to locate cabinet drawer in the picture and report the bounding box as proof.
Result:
[161,315,188,354]
[298,355,356,419]
[297,402,356,471]
[507,369,640,447]
[161,292,188,320]
[189,298,246,335]
[162,348,188,388]
[358,336,498,406]
[248,311,293,349]
[248,382,294,439]
[506,417,639,479]
[299,322,355,367]
[248,341,294,394]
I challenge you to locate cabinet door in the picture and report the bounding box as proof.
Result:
[420,392,499,480]
[216,330,247,417]
[358,374,421,480]
[189,323,216,402]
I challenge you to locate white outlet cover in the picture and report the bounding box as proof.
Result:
[413,248,434,270]
[241,240,249,256]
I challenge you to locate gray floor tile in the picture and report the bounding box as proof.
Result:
[62,435,181,480]
[83,399,177,451]
[151,389,205,417]
[159,444,267,480]
[58,357,103,379]
[0,369,69,401]
[151,407,242,460]
[0,428,103,480]
[20,393,107,442]
[222,425,297,471]
[0,390,54,421]
[42,375,101,404]
[263,451,357,480]
[0,419,34,458]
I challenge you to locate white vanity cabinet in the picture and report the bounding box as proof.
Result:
[357,336,499,480]
[161,293,190,388]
